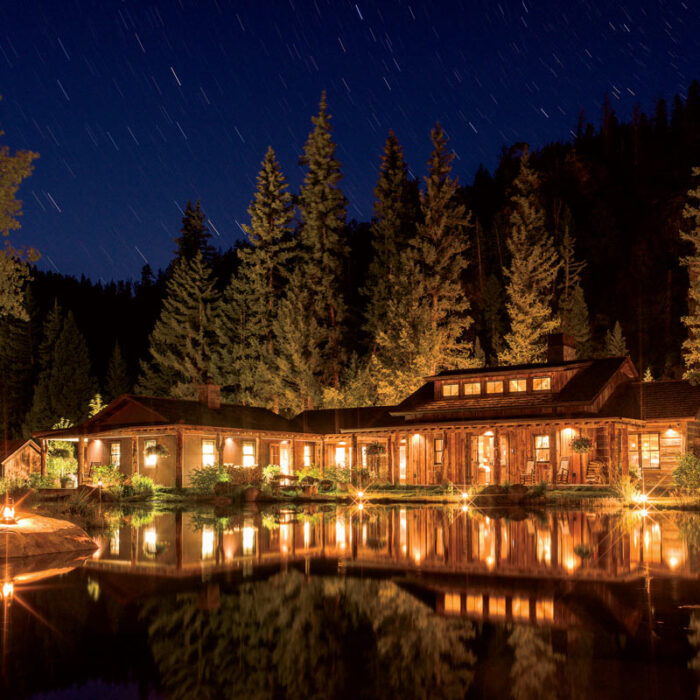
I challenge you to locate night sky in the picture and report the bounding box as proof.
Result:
[3,0,699,281]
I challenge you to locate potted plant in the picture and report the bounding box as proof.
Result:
[145,443,169,458]
[571,436,593,454]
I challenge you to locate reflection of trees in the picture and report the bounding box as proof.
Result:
[508,626,562,700]
[688,611,700,698]
[144,572,475,699]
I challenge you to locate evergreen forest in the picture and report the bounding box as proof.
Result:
[5,82,700,437]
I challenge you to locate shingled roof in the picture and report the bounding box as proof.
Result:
[0,439,40,464]
[292,406,397,434]
[602,381,700,420]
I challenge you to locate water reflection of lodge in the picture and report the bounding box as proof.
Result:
[88,507,693,628]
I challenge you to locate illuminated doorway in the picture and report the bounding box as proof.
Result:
[399,444,407,483]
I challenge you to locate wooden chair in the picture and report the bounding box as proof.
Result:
[520,459,535,485]
[556,458,570,484]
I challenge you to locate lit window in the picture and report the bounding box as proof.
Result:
[444,592,461,614]
[640,434,660,469]
[110,442,121,467]
[533,376,551,391]
[434,438,444,465]
[361,445,368,467]
[202,439,216,467]
[144,439,157,467]
[442,382,459,397]
[535,435,550,462]
[512,596,530,621]
[303,444,312,467]
[486,380,504,394]
[509,378,526,392]
[335,446,347,468]
[629,434,640,471]
[464,381,481,395]
[466,594,483,615]
[489,596,506,619]
[536,598,554,622]
[243,525,255,556]
[242,441,256,467]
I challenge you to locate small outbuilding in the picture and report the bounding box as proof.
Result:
[1,439,42,481]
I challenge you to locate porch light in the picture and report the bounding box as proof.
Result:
[461,492,469,499]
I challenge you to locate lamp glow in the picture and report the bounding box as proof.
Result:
[1,504,16,524]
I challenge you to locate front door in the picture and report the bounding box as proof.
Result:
[399,445,407,483]
[280,444,290,476]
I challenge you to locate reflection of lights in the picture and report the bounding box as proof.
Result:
[336,518,346,549]
[143,527,157,556]
[109,529,120,555]
[640,508,649,518]
[362,523,367,546]
[358,502,364,511]
[460,492,468,499]
[357,491,364,499]
[461,504,469,513]
[565,557,576,572]
[668,556,680,569]
[303,521,311,549]
[243,526,255,556]
[413,549,422,564]
[486,555,495,569]
[639,493,648,503]
[202,526,215,560]
[1,581,14,601]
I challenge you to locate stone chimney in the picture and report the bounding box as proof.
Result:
[547,333,576,363]
[198,383,221,410]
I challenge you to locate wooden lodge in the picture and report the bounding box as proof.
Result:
[0,438,42,481]
[34,334,700,488]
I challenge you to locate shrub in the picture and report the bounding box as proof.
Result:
[189,464,229,493]
[92,464,125,487]
[297,465,320,481]
[29,473,56,489]
[228,465,262,485]
[262,464,281,483]
[528,481,548,498]
[144,443,168,458]
[674,452,700,491]
[130,473,155,496]
[612,475,639,501]
[324,465,351,484]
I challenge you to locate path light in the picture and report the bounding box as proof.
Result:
[1,501,16,525]
[1,581,13,602]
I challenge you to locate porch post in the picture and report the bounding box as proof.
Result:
[175,429,184,489]
[550,427,558,485]
[77,436,85,485]
[216,432,224,466]
[387,435,393,483]
[320,438,326,476]
[351,434,358,477]
[131,436,138,475]
[291,438,296,474]
[494,429,501,485]
[40,438,47,476]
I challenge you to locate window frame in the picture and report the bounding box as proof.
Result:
[110,442,121,467]
[534,434,550,463]
[242,441,256,468]
[509,378,527,393]
[434,437,444,465]
[202,439,216,467]
[486,380,504,394]
[303,444,312,468]
[463,381,481,396]
[442,382,459,398]
[532,376,552,392]
[630,432,660,470]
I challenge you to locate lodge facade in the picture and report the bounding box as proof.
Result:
[35,335,700,488]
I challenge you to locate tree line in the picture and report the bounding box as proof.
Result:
[4,82,700,436]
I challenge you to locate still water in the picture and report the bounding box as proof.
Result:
[1,503,700,699]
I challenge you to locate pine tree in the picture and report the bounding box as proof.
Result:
[604,321,628,357]
[138,251,223,398]
[174,200,215,263]
[681,168,700,383]
[499,153,561,365]
[297,92,349,391]
[0,314,32,438]
[49,311,97,424]
[273,270,322,415]
[560,284,592,358]
[0,109,39,321]
[643,367,654,382]
[363,130,417,347]
[481,274,506,358]
[89,393,105,416]
[24,300,65,433]
[221,147,294,409]
[410,123,475,372]
[105,341,131,401]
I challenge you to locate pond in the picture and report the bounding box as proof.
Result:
[1,503,700,698]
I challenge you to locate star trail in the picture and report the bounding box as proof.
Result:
[2,0,699,280]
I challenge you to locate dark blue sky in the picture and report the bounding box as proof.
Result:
[2,0,699,281]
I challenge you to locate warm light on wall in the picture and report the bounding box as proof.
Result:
[243,525,255,556]
[562,427,576,437]
[484,430,494,436]
[202,526,215,560]
[665,428,680,437]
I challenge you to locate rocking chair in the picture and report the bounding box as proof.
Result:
[520,459,535,485]
[556,458,570,484]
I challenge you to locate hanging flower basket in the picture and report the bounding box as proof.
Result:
[145,443,169,458]
[571,436,593,454]
[366,442,386,456]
